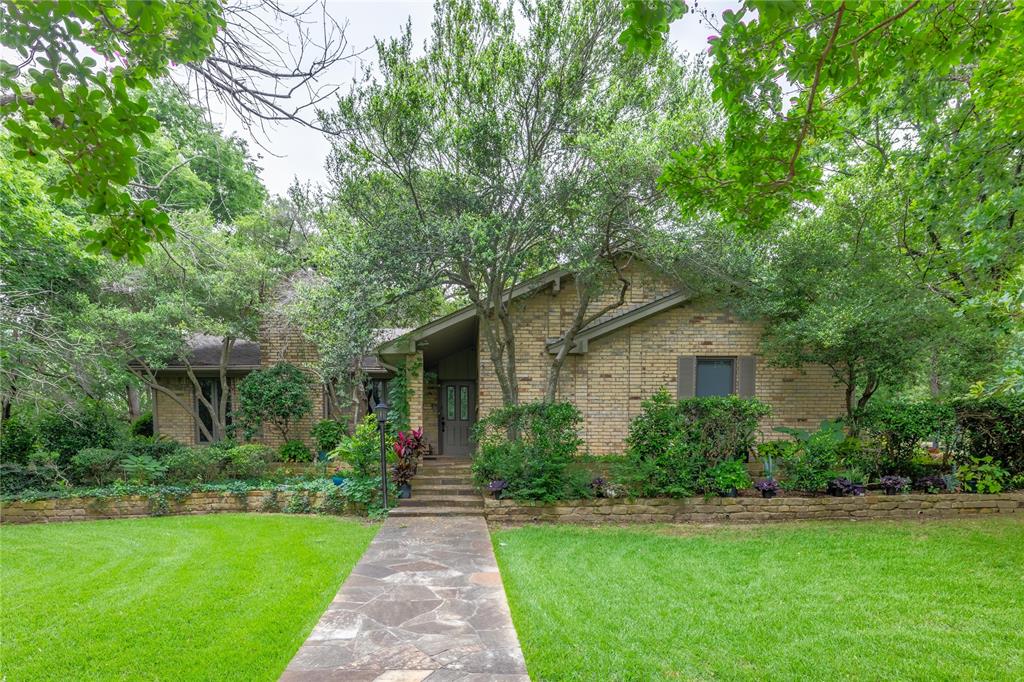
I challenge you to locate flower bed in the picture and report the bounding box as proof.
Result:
[483,491,1024,525]
[0,487,358,524]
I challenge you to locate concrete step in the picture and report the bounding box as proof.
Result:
[414,474,475,484]
[417,466,473,475]
[389,506,485,518]
[400,495,483,508]
[413,484,478,495]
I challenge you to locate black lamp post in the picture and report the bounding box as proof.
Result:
[374,400,389,509]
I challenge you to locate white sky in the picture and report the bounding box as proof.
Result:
[212,0,738,196]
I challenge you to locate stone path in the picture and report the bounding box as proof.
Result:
[280,516,529,681]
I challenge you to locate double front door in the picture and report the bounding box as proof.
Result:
[440,381,475,457]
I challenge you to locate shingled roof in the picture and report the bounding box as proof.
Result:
[162,335,261,369]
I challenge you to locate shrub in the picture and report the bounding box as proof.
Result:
[163,447,226,484]
[704,458,752,494]
[130,411,154,437]
[915,474,950,493]
[952,396,1024,475]
[472,401,583,502]
[775,420,847,492]
[279,439,312,463]
[118,436,184,461]
[0,459,63,495]
[856,400,954,475]
[37,401,125,461]
[120,455,166,484]
[331,415,389,477]
[223,444,274,479]
[957,456,1008,494]
[0,414,38,464]
[622,390,769,498]
[311,419,346,454]
[71,448,123,485]
[235,363,312,441]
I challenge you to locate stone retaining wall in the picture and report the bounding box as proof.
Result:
[0,490,340,525]
[484,492,1024,525]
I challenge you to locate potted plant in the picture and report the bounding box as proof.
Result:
[391,428,424,498]
[708,459,752,497]
[880,475,910,495]
[487,479,509,499]
[827,477,866,497]
[754,479,781,499]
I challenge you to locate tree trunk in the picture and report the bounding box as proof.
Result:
[218,337,235,439]
[126,384,141,420]
[130,360,215,442]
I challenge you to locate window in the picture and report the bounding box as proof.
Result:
[446,385,456,420]
[459,385,468,420]
[696,358,734,397]
[196,378,231,443]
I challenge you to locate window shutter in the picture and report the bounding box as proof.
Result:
[677,356,696,398]
[737,356,757,398]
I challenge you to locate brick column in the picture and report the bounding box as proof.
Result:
[406,351,425,432]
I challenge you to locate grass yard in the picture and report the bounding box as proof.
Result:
[1,514,377,681]
[494,517,1024,681]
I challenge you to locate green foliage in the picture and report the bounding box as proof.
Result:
[36,401,125,461]
[385,358,419,433]
[618,0,687,55]
[952,396,1024,475]
[279,439,312,463]
[957,457,1008,495]
[1,0,224,260]
[120,454,166,484]
[70,448,122,485]
[163,447,226,484]
[329,416,394,515]
[0,414,38,464]
[331,416,389,478]
[311,419,346,454]
[130,411,154,437]
[118,436,184,461]
[856,400,955,475]
[622,390,769,497]
[704,458,752,494]
[235,363,312,441]
[774,420,849,493]
[223,445,274,480]
[472,402,583,502]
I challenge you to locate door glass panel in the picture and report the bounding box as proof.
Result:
[446,386,455,420]
[460,386,468,420]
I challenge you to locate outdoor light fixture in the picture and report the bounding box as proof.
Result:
[374,401,389,509]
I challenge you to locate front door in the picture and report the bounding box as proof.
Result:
[441,381,475,457]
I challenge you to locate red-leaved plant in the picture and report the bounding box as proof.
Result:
[391,428,424,486]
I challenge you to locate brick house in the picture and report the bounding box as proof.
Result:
[154,262,846,455]
[150,319,389,449]
[377,263,847,456]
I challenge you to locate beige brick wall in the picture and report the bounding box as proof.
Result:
[258,320,324,451]
[478,265,848,454]
[153,375,242,447]
[154,323,325,452]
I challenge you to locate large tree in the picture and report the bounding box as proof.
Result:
[622,0,1024,393]
[1,0,352,260]
[313,0,709,406]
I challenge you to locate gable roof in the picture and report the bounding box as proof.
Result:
[377,268,568,360]
[545,290,690,355]
[378,265,693,361]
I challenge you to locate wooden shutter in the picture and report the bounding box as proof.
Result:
[677,356,696,398]
[737,356,757,398]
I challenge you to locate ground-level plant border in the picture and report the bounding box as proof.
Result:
[483,492,1024,525]
[0,489,358,524]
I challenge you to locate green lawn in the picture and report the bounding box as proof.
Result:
[494,518,1024,681]
[1,514,377,681]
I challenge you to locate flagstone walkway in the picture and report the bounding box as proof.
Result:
[280,516,529,681]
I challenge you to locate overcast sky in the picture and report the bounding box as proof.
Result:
[213,0,738,196]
